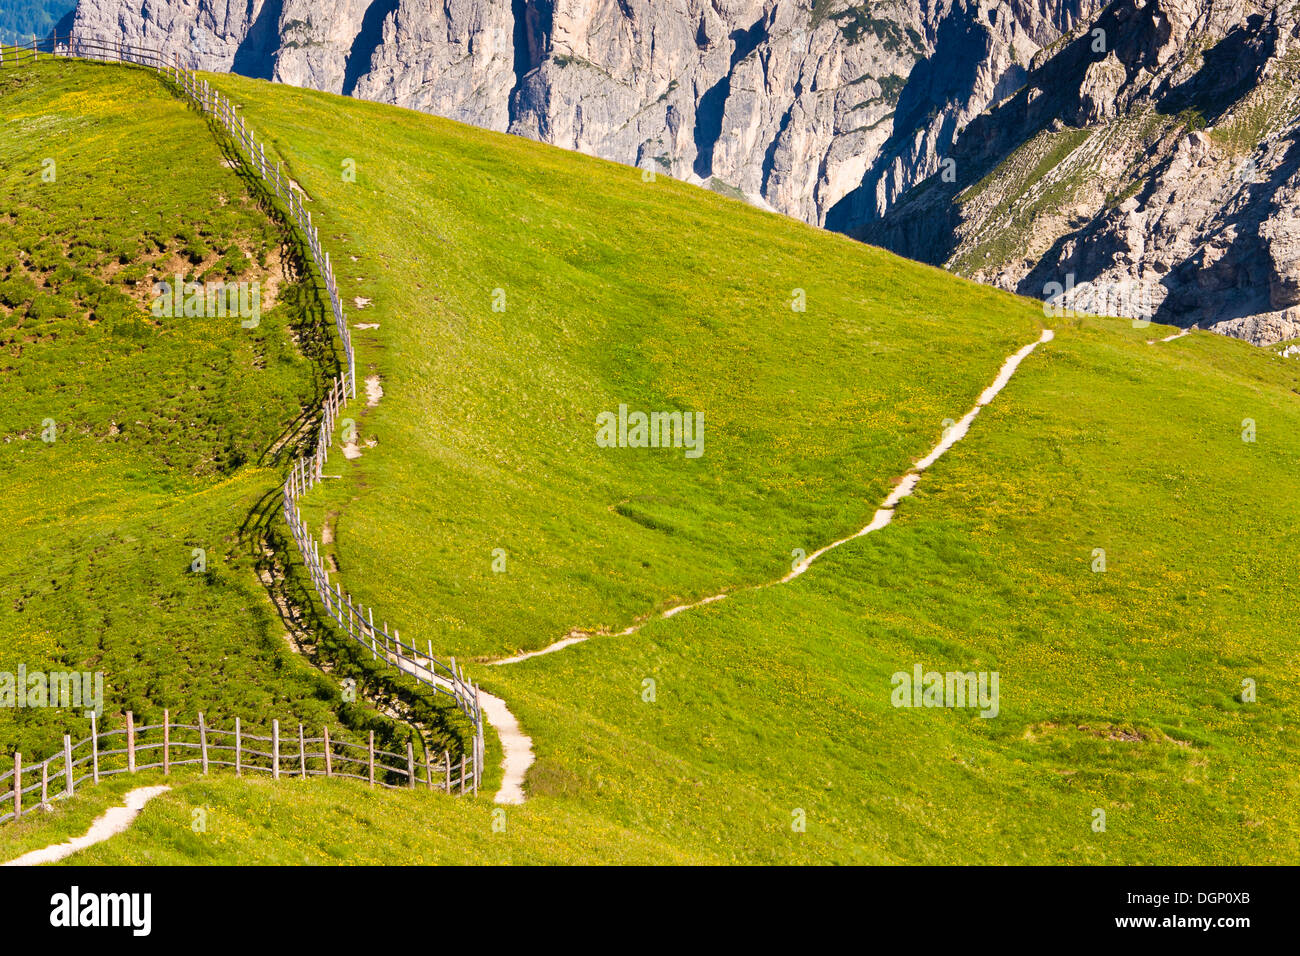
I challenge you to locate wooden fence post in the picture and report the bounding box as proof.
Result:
[13,753,20,818]
[272,719,280,780]
[40,760,47,808]
[198,712,209,774]
[0,42,494,808]
[126,711,136,773]
[323,726,332,777]
[444,752,451,794]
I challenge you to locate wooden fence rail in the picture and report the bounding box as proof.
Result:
[0,711,474,825]
[2,33,485,801]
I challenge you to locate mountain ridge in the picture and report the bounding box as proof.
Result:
[67,0,1103,228]
[866,0,1300,345]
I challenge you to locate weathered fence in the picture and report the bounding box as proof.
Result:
[2,34,486,806]
[0,710,477,826]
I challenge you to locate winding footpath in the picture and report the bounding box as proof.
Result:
[10,39,1060,820]
[384,648,529,803]
[490,329,1056,668]
[3,787,171,866]
[476,692,532,805]
[1149,324,1196,344]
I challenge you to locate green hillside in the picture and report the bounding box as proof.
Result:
[69,318,1300,865]
[0,58,466,785]
[209,73,1045,662]
[2,57,1298,864]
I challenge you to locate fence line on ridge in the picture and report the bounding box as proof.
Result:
[0,34,486,812]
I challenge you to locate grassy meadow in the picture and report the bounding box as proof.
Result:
[0,57,462,787]
[206,72,1048,662]
[74,314,1300,865]
[2,59,1297,864]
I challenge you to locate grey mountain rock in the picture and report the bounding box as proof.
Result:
[865,0,1300,344]
[69,0,1101,226]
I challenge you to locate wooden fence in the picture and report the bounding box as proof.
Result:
[1,34,486,805]
[0,710,477,826]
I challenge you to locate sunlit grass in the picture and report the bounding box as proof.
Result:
[0,59,459,784]
[5,60,1298,865]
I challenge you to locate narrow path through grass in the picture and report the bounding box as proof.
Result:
[3,786,171,866]
[489,330,1056,670]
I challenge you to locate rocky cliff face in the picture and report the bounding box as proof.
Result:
[69,0,1101,227]
[68,0,1300,343]
[865,0,1300,343]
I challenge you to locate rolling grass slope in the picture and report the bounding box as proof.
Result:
[5,61,1297,864]
[207,72,1047,662]
[75,316,1300,865]
[0,57,463,797]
